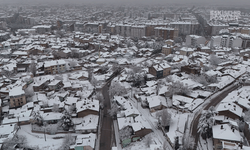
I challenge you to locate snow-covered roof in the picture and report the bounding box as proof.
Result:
[73,133,96,149]
[74,114,99,131]
[9,87,25,97]
[0,124,17,144]
[216,102,243,118]
[117,116,152,131]
[76,99,99,113]
[212,124,242,142]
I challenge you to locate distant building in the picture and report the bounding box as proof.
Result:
[162,45,173,56]
[148,62,171,78]
[44,60,67,74]
[178,47,195,56]
[32,25,52,34]
[185,35,206,47]
[181,65,201,75]
[170,21,199,36]
[154,27,178,40]
[131,25,146,38]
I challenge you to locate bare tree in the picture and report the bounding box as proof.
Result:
[156,109,171,129]
[168,81,191,97]
[119,126,133,141]
[59,134,75,150]
[48,124,58,135]
[60,110,74,131]
[109,81,127,98]
[68,60,77,68]
[87,68,93,82]
[100,65,109,74]
[181,135,195,150]
[198,106,215,139]
[25,85,35,100]
[244,110,250,122]
[90,76,98,89]
[2,135,27,150]
[144,135,152,148]
[209,54,221,66]
[96,92,104,107]
[29,60,36,76]
[32,111,44,126]
[163,141,169,150]
[52,104,60,112]
[1,69,14,80]
[108,102,119,119]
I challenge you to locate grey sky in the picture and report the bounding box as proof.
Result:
[1,0,250,6]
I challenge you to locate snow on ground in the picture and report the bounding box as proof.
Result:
[199,136,213,150]
[166,109,189,144]
[17,125,65,150]
[123,133,162,150]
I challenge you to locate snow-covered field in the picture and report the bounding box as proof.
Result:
[17,125,65,150]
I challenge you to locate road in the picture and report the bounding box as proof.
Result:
[99,69,123,150]
[191,84,239,149]
[99,83,113,150]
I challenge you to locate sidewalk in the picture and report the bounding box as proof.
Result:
[113,119,122,150]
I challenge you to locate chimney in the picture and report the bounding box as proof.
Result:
[221,125,223,129]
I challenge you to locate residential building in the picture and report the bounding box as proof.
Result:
[212,124,242,150]
[170,21,199,36]
[154,27,178,40]
[131,25,146,38]
[178,47,195,56]
[9,87,26,108]
[185,35,206,47]
[76,99,99,118]
[148,62,171,78]
[44,60,67,74]
[162,45,173,56]
[32,25,52,34]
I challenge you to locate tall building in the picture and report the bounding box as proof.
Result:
[154,27,178,40]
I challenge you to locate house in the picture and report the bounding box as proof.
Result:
[147,96,167,112]
[117,116,152,147]
[47,80,63,91]
[0,124,17,145]
[216,102,243,120]
[32,76,51,92]
[162,45,173,56]
[74,114,99,134]
[76,99,99,118]
[148,62,171,78]
[9,87,26,108]
[212,124,242,150]
[114,96,140,118]
[44,60,67,75]
[41,112,62,124]
[178,47,195,56]
[70,133,96,150]
[181,65,201,75]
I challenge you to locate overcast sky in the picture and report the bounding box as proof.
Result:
[1,0,250,6]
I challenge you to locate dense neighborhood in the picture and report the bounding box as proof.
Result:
[0,2,250,150]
